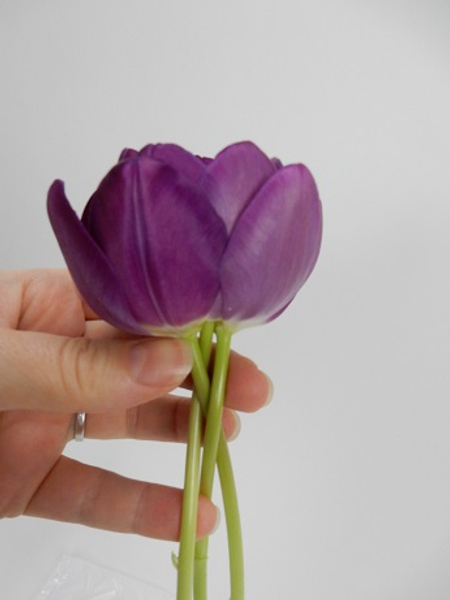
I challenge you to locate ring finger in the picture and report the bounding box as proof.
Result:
[69,396,241,444]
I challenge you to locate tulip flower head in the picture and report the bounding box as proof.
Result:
[48,141,322,336]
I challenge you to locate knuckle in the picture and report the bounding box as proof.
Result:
[56,337,105,408]
[126,405,139,439]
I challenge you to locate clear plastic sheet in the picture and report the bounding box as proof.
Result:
[34,555,174,600]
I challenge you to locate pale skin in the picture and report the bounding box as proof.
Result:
[0,270,272,541]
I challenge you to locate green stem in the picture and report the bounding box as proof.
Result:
[175,325,214,600]
[192,326,245,600]
[200,325,232,499]
[195,325,231,600]
[176,388,203,600]
[190,331,211,412]
[199,320,214,364]
[216,430,245,600]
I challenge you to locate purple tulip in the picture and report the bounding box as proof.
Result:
[47,141,322,335]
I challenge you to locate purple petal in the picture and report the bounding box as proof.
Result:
[196,155,213,165]
[200,141,277,233]
[271,157,283,170]
[138,143,207,184]
[218,164,322,325]
[119,148,139,161]
[47,180,148,334]
[83,157,227,328]
[82,162,165,328]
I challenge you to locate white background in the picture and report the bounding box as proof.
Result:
[1,1,450,598]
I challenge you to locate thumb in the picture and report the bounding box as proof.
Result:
[0,329,193,412]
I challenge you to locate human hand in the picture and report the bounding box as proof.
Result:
[0,270,272,541]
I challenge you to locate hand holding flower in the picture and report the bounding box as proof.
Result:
[0,269,271,540]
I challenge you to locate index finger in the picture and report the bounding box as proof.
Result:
[84,321,273,413]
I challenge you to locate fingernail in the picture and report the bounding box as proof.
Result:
[262,373,274,407]
[129,339,193,388]
[228,411,241,441]
[211,505,221,535]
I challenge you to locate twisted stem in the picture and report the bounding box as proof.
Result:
[176,323,244,600]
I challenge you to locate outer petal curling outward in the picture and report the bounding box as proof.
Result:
[218,164,322,327]
[200,141,277,234]
[82,156,228,330]
[47,180,148,334]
